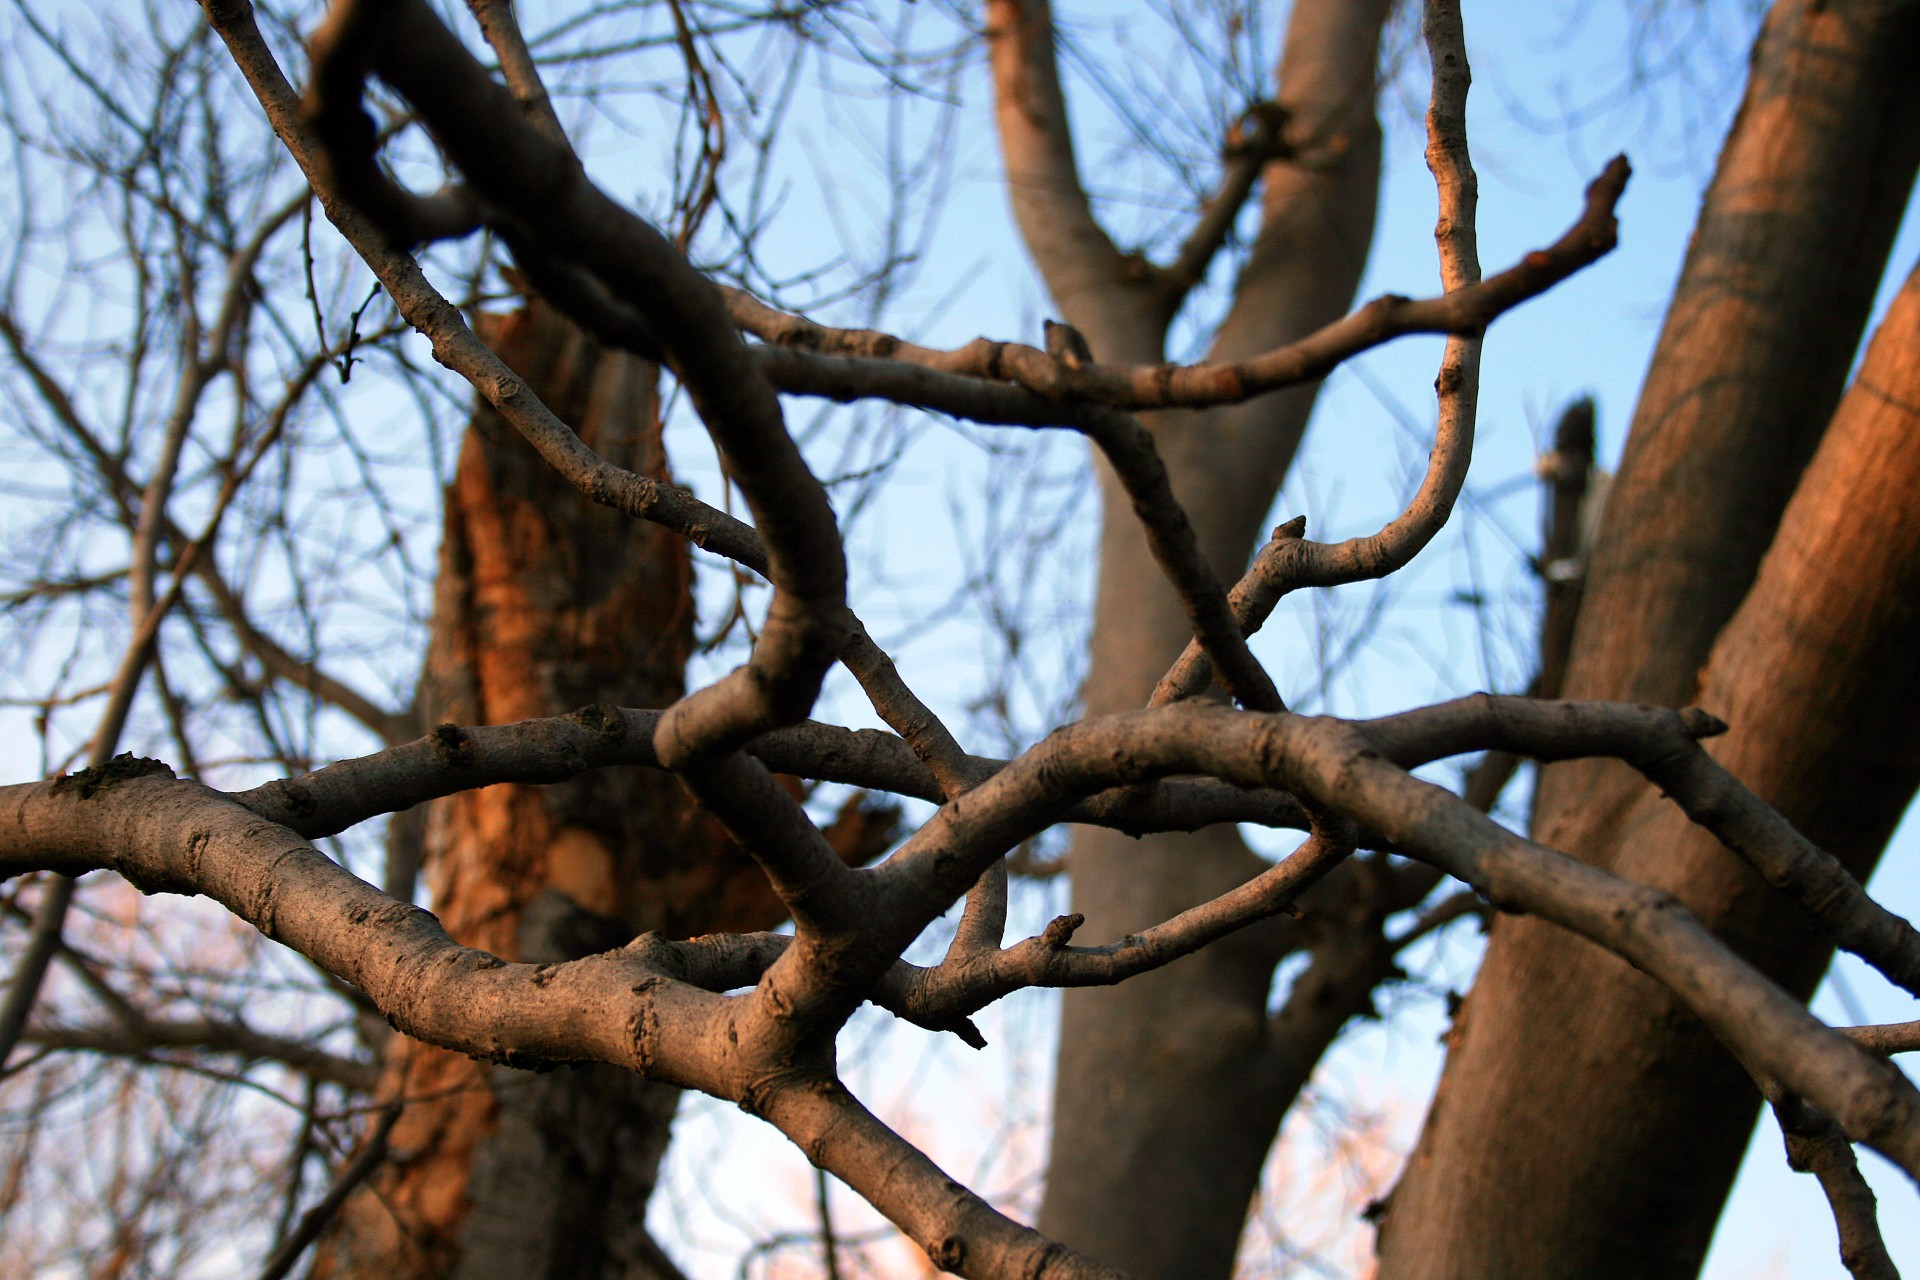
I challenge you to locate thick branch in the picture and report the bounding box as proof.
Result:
[322,0,848,763]
[765,1075,1130,1280]
[1360,696,1920,997]
[0,766,742,1090]
[10,703,1918,1192]
[863,707,1920,1178]
[220,706,1311,846]
[984,0,1139,330]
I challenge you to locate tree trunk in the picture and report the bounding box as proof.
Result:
[1031,3,1390,1275]
[1377,3,1920,1273]
[315,300,800,1280]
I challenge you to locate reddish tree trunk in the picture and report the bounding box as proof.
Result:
[1378,3,1920,1272]
[315,301,812,1280]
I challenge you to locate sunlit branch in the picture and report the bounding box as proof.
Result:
[733,158,1624,414]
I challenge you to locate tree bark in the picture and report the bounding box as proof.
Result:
[1026,3,1391,1276]
[1378,3,1920,1269]
[314,301,782,1280]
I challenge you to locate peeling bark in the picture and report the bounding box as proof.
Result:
[316,301,750,1280]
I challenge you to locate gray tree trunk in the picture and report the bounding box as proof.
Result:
[993,2,1394,1274]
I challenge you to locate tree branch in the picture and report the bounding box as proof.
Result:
[1153,101,1291,308]
[255,1102,403,1280]
[1360,696,1920,997]
[984,0,1140,332]
[737,162,1625,415]
[21,1017,376,1091]
[1767,1091,1901,1280]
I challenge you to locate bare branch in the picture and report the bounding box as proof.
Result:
[1360,696,1920,997]
[1154,102,1291,306]
[984,0,1140,336]
[21,1017,376,1091]
[838,626,980,799]
[1844,1021,1920,1057]
[883,828,1353,1028]
[227,708,1308,847]
[10,696,1919,1257]
[255,1103,403,1280]
[1761,1089,1900,1280]
[202,0,768,571]
[1149,517,1304,708]
[765,1076,1131,1280]
[464,0,569,147]
[740,160,1625,414]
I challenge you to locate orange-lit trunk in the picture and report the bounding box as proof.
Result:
[1378,3,1920,1274]
[315,300,803,1280]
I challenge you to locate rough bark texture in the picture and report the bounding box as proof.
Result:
[315,301,760,1280]
[1378,2,1920,1269]
[1032,3,1392,1275]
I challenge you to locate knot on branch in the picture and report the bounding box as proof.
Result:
[430,722,475,766]
[928,1235,968,1270]
[569,703,629,743]
[1678,707,1728,739]
[51,753,175,800]
[1224,100,1290,160]
[1042,913,1084,947]
[1042,319,1093,370]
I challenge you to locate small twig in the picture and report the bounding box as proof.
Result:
[1843,1020,1920,1056]
[815,1164,844,1280]
[255,1101,403,1280]
[885,828,1353,1030]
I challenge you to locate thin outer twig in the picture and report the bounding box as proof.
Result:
[19,1017,377,1091]
[1751,1075,1901,1280]
[0,293,259,1066]
[254,1102,403,1280]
